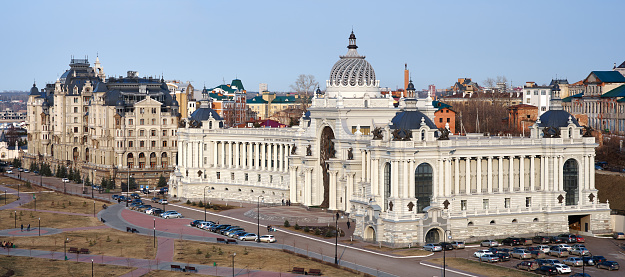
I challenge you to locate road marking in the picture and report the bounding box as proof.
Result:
[167,202,435,259]
[419,261,479,277]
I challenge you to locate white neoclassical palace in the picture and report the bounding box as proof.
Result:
[170,32,611,246]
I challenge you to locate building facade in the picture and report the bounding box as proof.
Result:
[26,59,180,186]
[171,32,610,247]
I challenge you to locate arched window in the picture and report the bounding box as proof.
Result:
[467,222,474,226]
[384,162,391,211]
[415,163,433,212]
[127,153,134,168]
[490,220,496,225]
[563,159,579,205]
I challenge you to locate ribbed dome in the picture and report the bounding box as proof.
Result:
[328,32,376,87]
[538,110,580,128]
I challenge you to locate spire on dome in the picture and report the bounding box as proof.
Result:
[341,30,363,58]
[348,30,358,50]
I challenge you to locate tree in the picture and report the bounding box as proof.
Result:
[290,74,318,110]
[157,174,167,187]
[11,158,21,168]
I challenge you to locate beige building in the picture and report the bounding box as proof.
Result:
[25,58,180,187]
[247,92,302,120]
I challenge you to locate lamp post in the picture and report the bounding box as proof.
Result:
[153,218,156,248]
[39,161,43,186]
[126,173,132,208]
[91,259,94,277]
[335,212,339,265]
[38,217,40,236]
[64,237,68,261]
[231,252,236,277]
[204,187,211,222]
[4,190,6,204]
[14,211,16,228]
[34,195,36,211]
[257,196,263,243]
[93,201,95,217]
[17,183,19,199]
[443,230,452,277]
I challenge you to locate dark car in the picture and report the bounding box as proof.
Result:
[516,261,539,271]
[502,237,522,246]
[495,252,511,261]
[570,274,591,277]
[590,255,606,265]
[550,236,565,243]
[558,234,578,243]
[112,195,119,200]
[581,256,596,266]
[190,220,203,227]
[533,236,550,244]
[596,260,619,271]
[535,265,558,275]
[131,193,141,199]
[210,224,231,232]
[439,242,454,251]
[152,209,165,216]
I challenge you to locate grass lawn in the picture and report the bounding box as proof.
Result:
[6,228,156,260]
[174,240,366,276]
[0,209,102,230]
[19,191,109,214]
[0,256,134,276]
[142,270,217,277]
[0,193,18,206]
[429,258,539,277]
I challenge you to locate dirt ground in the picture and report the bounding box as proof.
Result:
[0,256,134,277]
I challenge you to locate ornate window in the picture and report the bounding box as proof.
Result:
[415,163,433,212]
[563,159,578,205]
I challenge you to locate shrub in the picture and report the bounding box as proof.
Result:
[204,252,211,259]
[106,236,112,242]
[294,223,300,230]
[191,201,196,206]
[244,248,249,255]
[284,220,290,227]
[196,249,202,254]
[325,229,334,237]
[198,201,204,208]
[186,200,191,205]
[314,228,321,235]
[304,226,310,232]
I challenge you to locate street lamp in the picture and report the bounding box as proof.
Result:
[126,173,132,208]
[257,196,264,243]
[64,237,69,261]
[93,201,96,217]
[14,211,16,228]
[204,187,211,222]
[38,217,40,236]
[153,218,156,248]
[231,252,236,277]
[443,230,452,277]
[91,259,94,277]
[335,212,340,265]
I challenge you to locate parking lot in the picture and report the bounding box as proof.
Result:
[425,236,625,276]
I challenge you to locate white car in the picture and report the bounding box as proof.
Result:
[161,211,182,219]
[259,235,276,243]
[553,263,571,274]
[424,243,442,252]
[473,250,494,258]
[62,178,70,183]
[480,240,499,247]
[537,245,551,253]
[159,199,168,205]
[556,244,572,252]
[6,170,13,174]
[239,233,258,241]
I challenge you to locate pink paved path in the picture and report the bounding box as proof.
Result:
[156,236,174,262]
[62,225,111,232]
[121,209,221,239]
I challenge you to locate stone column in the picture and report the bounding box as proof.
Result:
[329,170,338,210]
[498,156,504,193]
[541,156,546,191]
[305,168,312,205]
[476,156,482,194]
[220,141,226,167]
[273,143,278,172]
[234,142,239,169]
[391,160,398,198]
[558,155,564,191]
[487,156,493,193]
[289,165,297,202]
[465,157,471,195]
[361,150,366,182]
[519,155,525,191]
[590,154,595,190]
[438,159,444,197]
[445,158,452,197]
[261,143,266,171]
[454,158,460,194]
[410,159,416,198]
[403,160,409,198]
[530,156,536,191]
[346,173,355,212]
[200,141,204,167]
[508,156,514,192]
[213,141,218,167]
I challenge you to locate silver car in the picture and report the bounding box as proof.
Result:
[451,241,465,249]
[570,247,590,256]
[424,243,443,252]
[563,257,583,267]
[480,254,499,263]
[480,240,499,247]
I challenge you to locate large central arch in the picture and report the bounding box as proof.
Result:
[319,126,335,208]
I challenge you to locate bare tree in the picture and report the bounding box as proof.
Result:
[290,74,318,110]
[482,77,495,88]
[496,76,508,84]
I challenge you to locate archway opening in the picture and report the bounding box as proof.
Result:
[319,126,335,208]
[364,226,376,242]
[425,228,441,243]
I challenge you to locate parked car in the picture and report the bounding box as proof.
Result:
[570,247,590,256]
[225,228,245,236]
[158,198,168,205]
[111,195,119,200]
[62,178,70,183]
[563,257,584,267]
[535,265,558,276]
[536,245,551,253]
[580,256,595,266]
[221,226,241,235]
[239,233,258,241]
[424,243,443,252]
[23,169,29,173]
[574,235,585,243]
[231,230,247,239]
[130,193,141,199]
[137,205,152,212]
[502,237,522,246]
[549,246,569,258]
[473,250,493,258]
[451,241,465,249]
[596,261,619,271]
[161,211,182,219]
[190,220,204,227]
[495,252,511,261]
[511,249,532,260]
[5,170,12,174]
[480,254,499,263]
[558,234,578,243]
[556,244,572,252]
[550,236,565,244]
[614,232,625,240]
[259,235,276,243]
[516,261,539,271]
[533,236,551,244]
[535,259,561,266]
[152,209,165,217]
[529,250,547,259]
[553,263,571,274]
[488,248,507,254]
[439,242,453,251]
[520,238,533,245]
[570,273,591,277]
[151,197,160,203]
[210,224,231,232]
[480,240,499,247]
[199,222,215,230]
[590,255,606,265]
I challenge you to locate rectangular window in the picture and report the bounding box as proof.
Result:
[504,198,510,209]
[203,157,207,165]
[73,127,78,133]
[270,175,273,183]
[129,141,134,148]
[446,118,450,123]
[245,173,249,181]
[74,97,78,103]
[73,117,78,123]
[128,130,134,136]
[439,118,443,123]
[162,141,167,147]
[231,172,235,180]
[74,107,78,113]
[258,174,261,182]
[163,119,167,125]
[151,141,156,147]
[534,90,538,95]
[140,130,145,136]
[151,130,156,136]
[483,199,489,210]
[216,172,221,180]
[129,119,134,125]
[526,197,531,207]
[351,125,371,135]
[140,141,145,148]
[541,90,546,95]
[162,130,167,136]
[460,200,467,211]
[140,119,145,125]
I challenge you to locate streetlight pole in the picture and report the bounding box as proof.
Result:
[204,187,211,222]
[64,237,68,261]
[91,259,94,277]
[38,217,40,236]
[126,173,131,208]
[14,211,16,228]
[231,252,236,277]
[17,184,19,200]
[93,201,95,217]
[443,230,452,277]
[153,218,156,248]
[257,196,263,243]
[335,212,339,265]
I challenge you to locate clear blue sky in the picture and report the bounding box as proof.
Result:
[1,0,624,92]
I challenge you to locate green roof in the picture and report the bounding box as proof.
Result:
[246,96,267,104]
[211,84,235,94]
[562,93,584,102]
[272,95,297,103]
[601,84,625,98]
[590,71,625,83]
[432,100,452,111]
[230,79,245,91]
[209,92,230,101]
